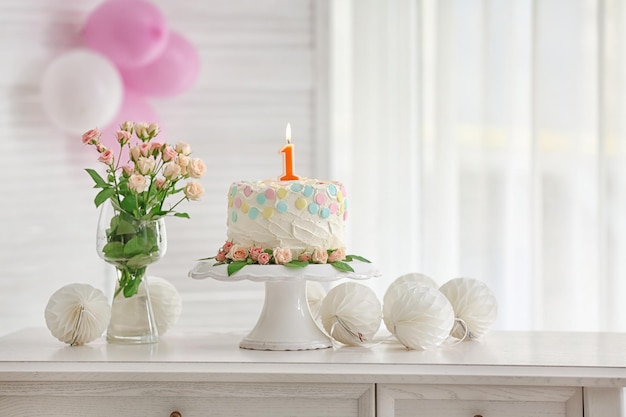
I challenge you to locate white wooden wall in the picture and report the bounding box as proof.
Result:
[0,0,328,335]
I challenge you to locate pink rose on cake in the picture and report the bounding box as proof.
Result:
[222,241,234,253]
[273,247,292,265]
[311,247,328,264]
[228,244,249,262]
[257,252,271,265]
[328,248,346,263]
[250,247,263,262]
[298,252,311,262]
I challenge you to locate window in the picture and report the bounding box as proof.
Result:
[330,0,626,331]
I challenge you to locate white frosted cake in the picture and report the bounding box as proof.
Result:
[225,178,347,256]
[211,178,370,273]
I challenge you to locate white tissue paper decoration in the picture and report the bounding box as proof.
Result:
[45,283,110,345]
[107,276,181,336]
[148,276,182,335]
[320,282,382,346]
[384,285,455,350]
[383,272,438,308]
[307,281,326,324]
[439,277,498,339]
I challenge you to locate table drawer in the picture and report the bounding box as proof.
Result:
[0,381,374,417]
[378,384,582,417]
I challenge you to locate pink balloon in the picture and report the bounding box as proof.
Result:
[121,31,200,97]
[100,92,161,163]
[83,0,169,68]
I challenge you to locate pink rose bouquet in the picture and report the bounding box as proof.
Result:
[83,121,205,220]
[83,121,206,297]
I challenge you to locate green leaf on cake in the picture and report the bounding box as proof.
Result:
[346,254,371,263]
[284,260,308,269]
[331,261,355,273]
[227,261,248,276]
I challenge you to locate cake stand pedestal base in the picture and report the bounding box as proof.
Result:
[240,280,331,351]
[189,261,380,351]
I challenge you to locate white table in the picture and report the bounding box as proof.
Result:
[0,328,624,416]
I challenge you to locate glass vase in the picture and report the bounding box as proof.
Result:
[96,202,167,344]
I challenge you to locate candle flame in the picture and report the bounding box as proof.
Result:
[286,123,292,144]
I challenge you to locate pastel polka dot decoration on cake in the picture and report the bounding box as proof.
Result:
[439,277,498,339]
[226,179,348,255]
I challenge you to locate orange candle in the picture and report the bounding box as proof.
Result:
[279,123,300,181]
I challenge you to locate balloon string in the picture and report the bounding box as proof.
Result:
[329,316,394,349]
[328,317,471,350]
[70,304,85,347]
[444,318,470,347]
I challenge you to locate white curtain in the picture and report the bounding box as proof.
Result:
[330,0,626,331]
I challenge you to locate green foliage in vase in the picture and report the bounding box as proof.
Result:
[83,121,206,297]
[102,211,163,297]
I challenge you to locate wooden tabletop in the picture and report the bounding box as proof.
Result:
[1,328,625,386]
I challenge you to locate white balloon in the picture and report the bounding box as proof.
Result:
[41,49,123,134]
[320,282,381,346]
[306,281,326,324]
[45,283,111,345]
[383,272,438,309]
[384,285,454,350]
[439,277,498,339]
[108,276,182,336]
[148,276,182,336]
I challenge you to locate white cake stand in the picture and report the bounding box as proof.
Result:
[189,261,380,351]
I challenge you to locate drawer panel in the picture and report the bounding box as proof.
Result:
[0,381,374,417]
[378,384,582,417]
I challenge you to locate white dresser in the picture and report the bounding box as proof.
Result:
[0,328,624,416]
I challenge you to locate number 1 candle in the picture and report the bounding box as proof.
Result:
[279,123,300,181]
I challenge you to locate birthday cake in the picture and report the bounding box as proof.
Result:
[214,178,350,268]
